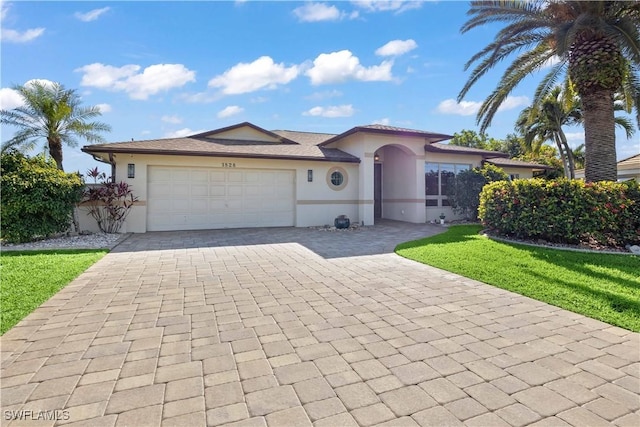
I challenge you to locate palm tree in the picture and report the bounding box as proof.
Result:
[459,1,640,182]
[517,84,635,178]
[1,81,111,170]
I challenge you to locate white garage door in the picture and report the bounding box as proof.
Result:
[147,166,295,231]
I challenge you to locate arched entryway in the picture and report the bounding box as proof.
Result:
[372,144,425,223]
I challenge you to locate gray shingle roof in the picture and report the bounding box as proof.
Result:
[82,136,360,163]
[484,157,553,170]
[425,143,509,158]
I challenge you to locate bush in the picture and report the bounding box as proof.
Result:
[82,167,137,233]
[446,163,508,220]
[479,178,640,247]
[1,151,84,243]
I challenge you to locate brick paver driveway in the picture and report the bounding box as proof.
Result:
[1,221,639,426]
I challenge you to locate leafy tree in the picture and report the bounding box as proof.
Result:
[517,146,564,179]
[1,151,84,243]
[445,163,508,220]
[0,81,111,170]
[450,129,503,151]
[459,1,640,182]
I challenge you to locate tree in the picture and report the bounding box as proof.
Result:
[450,129,503,151]
[445,163,508,220]
[459,1,640,182]
[0,81,111,170]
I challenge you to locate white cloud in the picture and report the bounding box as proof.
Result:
[161,115,182,124]
[95,103,111,113]
[437,96,530,116]
[24,78,57,89]
[564,132,584,141]
[352,0,423,14]
[164,128,205,138]
[1,27,45,42]
[0,87,24,110]
[306,50,393,85]
[76,63,196,100]
[305,89,343,100]
[373,118,390,125]
[208,56,299,95]
[0,3,45,43]
[74,7,110,22]
[497,95,530,112]
[303,104,354,118]
[250,96,268,103]
[293,2,342,22]
[217,105,244,118]
[437,99,482,116]
[375,39,417,57]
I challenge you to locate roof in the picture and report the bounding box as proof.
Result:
[271,130,337,146]
[319,124,452,146]
[618,153,640,168]
[484,157,553,170]
[424,142,509,158]
[82,136,360,163]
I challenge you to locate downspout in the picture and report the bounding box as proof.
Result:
[108,153,116,182]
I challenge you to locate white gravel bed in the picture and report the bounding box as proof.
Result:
[1,232,127,251]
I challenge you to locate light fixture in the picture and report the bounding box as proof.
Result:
[127,163,135,178]
[307,169,313,182]
[374,154,380,161]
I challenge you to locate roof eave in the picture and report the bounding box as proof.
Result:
[319,126,453,146]
[81,147,360,163]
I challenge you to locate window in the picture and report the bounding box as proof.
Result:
[327,167,348,191]
[510,173,520,180]
[425,163,470,207]
[330,171,344,186]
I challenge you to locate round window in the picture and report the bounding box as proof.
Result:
[326,167,348,190]
[330,171,344,186]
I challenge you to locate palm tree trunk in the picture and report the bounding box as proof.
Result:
[582,90,617,182]
[553,134,570,178]
[558,129,575,179]
[47,137,64,171]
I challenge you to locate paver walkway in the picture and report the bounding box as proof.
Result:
[1,221,639,426]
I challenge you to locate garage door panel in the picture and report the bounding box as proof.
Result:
[147,166,294,231]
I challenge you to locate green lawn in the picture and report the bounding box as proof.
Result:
[396,225,640,332]
[0,249,108,335]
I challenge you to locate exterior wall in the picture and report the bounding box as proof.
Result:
[102,153,360,233]
[499,167,535,179]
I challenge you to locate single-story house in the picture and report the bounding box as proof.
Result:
[81,122,548,233]
[574,153,640,182]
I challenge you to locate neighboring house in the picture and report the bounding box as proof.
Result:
[81,122,546,233]
[575,153,640,182]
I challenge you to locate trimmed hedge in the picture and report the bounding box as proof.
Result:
[1,151,84,243]
[479,179,640,247]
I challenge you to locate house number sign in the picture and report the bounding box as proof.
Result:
[221,162,236,168]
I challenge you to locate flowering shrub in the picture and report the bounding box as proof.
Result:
[479,179,640,247]
[83,167,137,233]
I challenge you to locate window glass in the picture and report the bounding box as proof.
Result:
[425,163,439,196]
[440,164,455,196]
[330,171,344,186]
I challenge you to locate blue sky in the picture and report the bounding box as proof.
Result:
[1,0,638,174]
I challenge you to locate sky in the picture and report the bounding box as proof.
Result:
[1,0,638,175]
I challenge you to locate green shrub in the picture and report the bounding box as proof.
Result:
[1,151,84,243]
[446,163,508,220]
[479,178,640,247]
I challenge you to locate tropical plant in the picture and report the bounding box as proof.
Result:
[82,167,137,233]
[0,81,111,170]
[459,1,640,182]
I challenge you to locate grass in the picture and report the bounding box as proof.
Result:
[0,249,108,335]
[396,225,640,332]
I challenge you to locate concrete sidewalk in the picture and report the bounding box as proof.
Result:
[1,222,638,426]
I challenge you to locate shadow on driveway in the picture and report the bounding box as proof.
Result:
[112,220,446,259]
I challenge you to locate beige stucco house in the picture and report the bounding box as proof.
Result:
[81,122,547,233]
[575,153,640,182]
